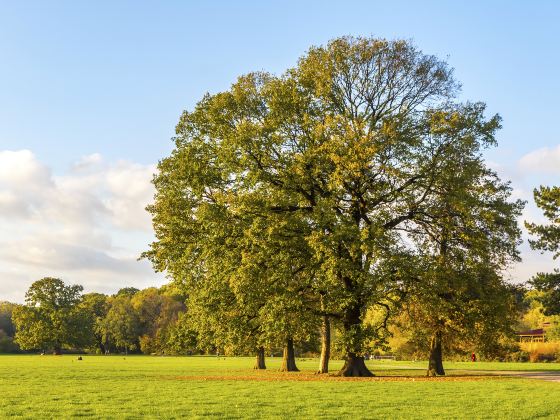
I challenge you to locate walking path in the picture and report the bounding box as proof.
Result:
[373,364,560,382]
[481,370,560,382]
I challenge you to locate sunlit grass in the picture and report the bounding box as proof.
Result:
[1,355,559,419]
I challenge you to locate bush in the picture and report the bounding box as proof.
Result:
[520,341,560,362]
[504,350,530,362]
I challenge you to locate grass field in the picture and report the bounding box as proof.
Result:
[1,355,560,419]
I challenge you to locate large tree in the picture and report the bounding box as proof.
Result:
[12,278,90,354]
[145,36,514,376]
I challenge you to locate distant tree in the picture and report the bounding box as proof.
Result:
[0,329,20,353]
[518,289,548,330]
[131,288,184,354]
[79,293,109,353]
[115,287,140,298]
[0,301,17,337]
[0,301,19,353]
[12,278,90,354]
[525,186,560,315]
[98,295,140,354]
[165,312,199,355]
[527,272,560,316]
[526,186,560,256]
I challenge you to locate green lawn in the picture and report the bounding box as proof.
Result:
[1,355,559,419]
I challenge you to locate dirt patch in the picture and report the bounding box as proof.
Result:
[162,373,505,382]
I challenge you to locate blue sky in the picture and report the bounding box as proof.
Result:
[1,1,559,301]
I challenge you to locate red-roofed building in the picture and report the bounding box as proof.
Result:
[516,328,545,342]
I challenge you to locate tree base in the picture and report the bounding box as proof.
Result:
[279,339,299,372]
[338,354,374,377]
[427,331,445,376]
[317,314,330,374]
[279,358,299,372]
[254,347,266,370]
[426,365,445,377]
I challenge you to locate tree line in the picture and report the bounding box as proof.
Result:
[4,275,560,361]
[6,278,186,356]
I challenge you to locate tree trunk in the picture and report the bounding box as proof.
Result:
[317,315,330,374]
[280,338,299,372]
[53,344,62,355]
[339,353,374,377]
[337,301,374,377]
[254,346,266,370]
[427,330,445,376]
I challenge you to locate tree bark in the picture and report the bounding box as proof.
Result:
[427,330,445,376]
[280,338,299,372]
[339,353,374,377]
[254,346,266,370]
[337,301,374,377]
[317,315,330,374]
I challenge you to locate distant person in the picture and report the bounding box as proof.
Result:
[471,352,476,362]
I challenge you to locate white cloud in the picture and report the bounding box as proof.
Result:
[0,150,52,186]
[519,145,560,174]
[71,153,103,172]
[104,161,156,230]
[0,150,164,302]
